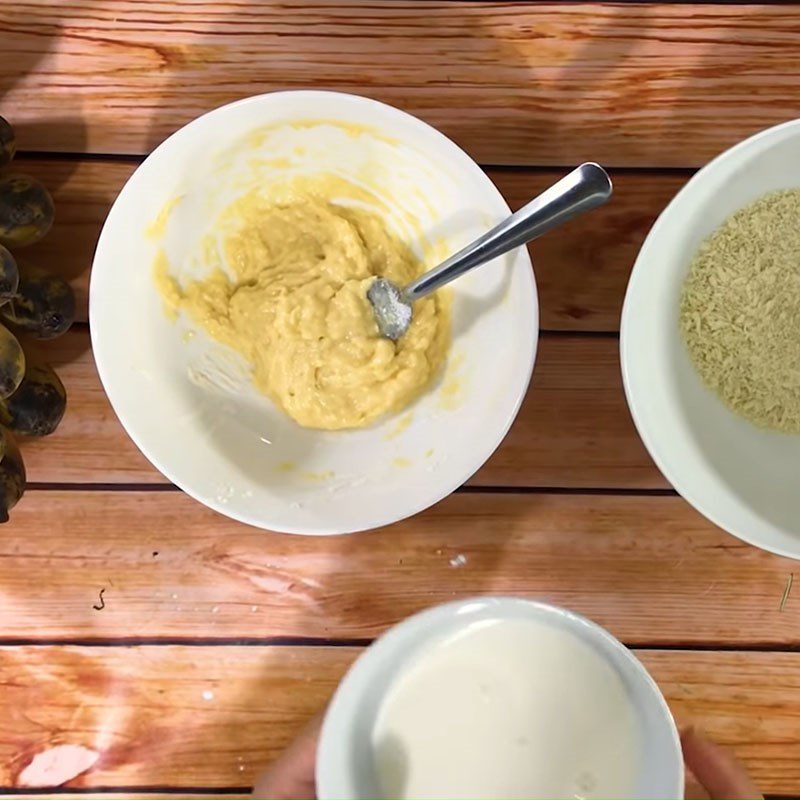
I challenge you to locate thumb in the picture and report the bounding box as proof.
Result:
[681,727,762,800]
[252,715,322,799]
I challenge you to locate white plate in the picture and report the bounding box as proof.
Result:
[621,119,800,558]
[90,91,538,534]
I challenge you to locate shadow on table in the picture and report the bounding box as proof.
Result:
[0,3,89,171]
[0,2,96,336]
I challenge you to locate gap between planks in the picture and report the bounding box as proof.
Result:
[13,149,700,177]
[2,637,800,653]
[25,484,678,495]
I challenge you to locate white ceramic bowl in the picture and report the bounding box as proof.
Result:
[90,91,538,534]
[621,119,800,559]
[317,597,683,799]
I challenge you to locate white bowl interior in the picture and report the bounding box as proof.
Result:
[90,92,538,534]
[317,598,683,799]
[622,120,800,558]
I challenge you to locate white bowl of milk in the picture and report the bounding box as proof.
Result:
[317,597,683,799]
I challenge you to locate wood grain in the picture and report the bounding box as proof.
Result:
[21,331,660,488]
[0,645,346,790]
[504,170,688,331]
[2,4,800,166]
[487,333,660,489]
[20,331,160,484]
[15,158,687,331]
[3,490,796,645]
[2,644,798,793]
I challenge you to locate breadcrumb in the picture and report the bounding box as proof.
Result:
[680,189,800,432]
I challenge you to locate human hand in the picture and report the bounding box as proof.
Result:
[252,716,763,800]
[682,726,762,800]
[252,715,321,800]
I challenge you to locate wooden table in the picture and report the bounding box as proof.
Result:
[1,2,799,796]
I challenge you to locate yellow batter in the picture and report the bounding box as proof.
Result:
[156,180,450,430]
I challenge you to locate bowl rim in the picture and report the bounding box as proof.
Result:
[316,596,684,799]
[89,90,538,534]
[620,117,800,559]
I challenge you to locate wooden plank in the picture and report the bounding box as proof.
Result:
[21,330,159,484]
[1,645,797,793]
[483,333,659,489]
[503,170,688,331]
[3,490,796,646]
[2,4,800,166]
[21,331,661,488]
[13,158,686,331]
[0,645,346,790]
[645,650,800,797]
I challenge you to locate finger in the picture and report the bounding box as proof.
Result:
[684,767,711,799]
[252,715,323,799]
[681,727,762,800]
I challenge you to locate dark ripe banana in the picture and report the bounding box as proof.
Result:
[0,174,55,248]
[0,361,66,436]
[0,325,25,398]
[1,265,75,339]
[0,116,15,168]
[0,245,19,304]
[0,429,25,522]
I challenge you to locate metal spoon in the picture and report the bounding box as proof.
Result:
[367,162,613,340]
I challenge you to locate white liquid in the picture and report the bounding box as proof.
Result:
[371,617,638,800]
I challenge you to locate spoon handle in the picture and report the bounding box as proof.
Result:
[403,162,612,303]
